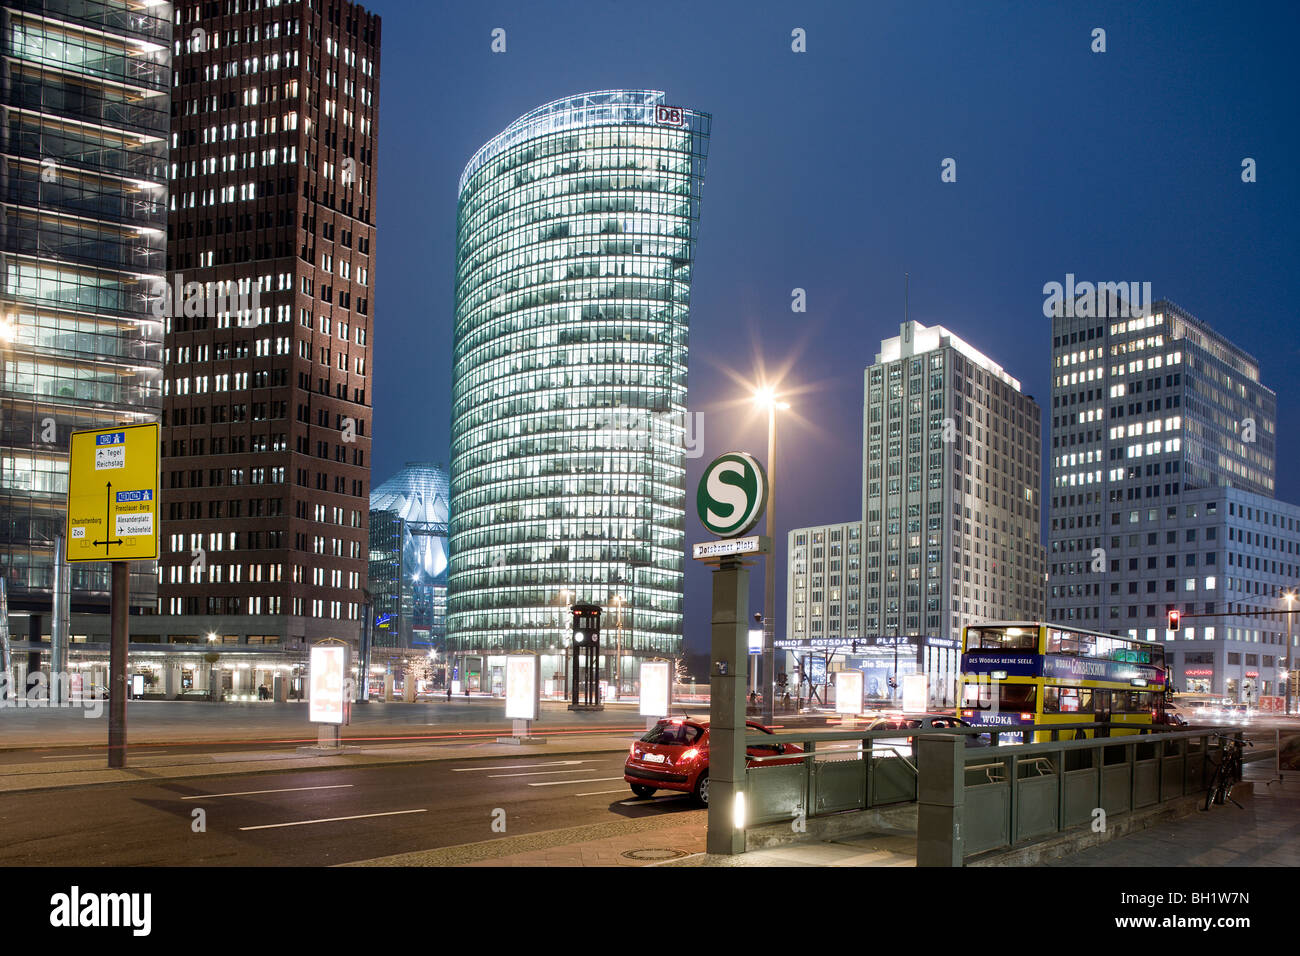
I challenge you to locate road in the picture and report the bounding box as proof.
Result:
[0,749,703,866]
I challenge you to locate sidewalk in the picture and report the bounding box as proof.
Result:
[1046,763,1300,867]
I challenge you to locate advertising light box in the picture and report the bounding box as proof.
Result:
[748,628,763,655]
[309,644,349,725]
[903,673,929,714]
[640,660,671,717]
[505,654,539,720]
[835,670,863,715]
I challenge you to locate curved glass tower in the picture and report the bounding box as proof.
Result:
[448,90,710,693]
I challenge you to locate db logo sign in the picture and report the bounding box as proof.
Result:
[655,105,685,126]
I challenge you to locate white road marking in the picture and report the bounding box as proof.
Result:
[181,785,354,800]
[575,788,629,796]
[527,777,623,787]
[41,751,168,759]
[488,768,602,778]
[452,760,593,772]
[239,809,426,831]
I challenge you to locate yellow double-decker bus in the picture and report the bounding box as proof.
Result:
[959,622,1168,742]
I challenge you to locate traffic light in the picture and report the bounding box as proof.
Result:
[1167,609,1181,632]
[571,604,601,646]
[888,676,898,689]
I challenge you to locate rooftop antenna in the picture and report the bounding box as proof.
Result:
[905,272,910,324]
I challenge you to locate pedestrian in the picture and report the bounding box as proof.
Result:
[445,683,452,701]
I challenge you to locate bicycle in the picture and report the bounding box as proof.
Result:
[1202,733,1251,810]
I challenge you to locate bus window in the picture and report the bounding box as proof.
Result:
[1150,646,1166,671]
[1076,631,1097,658]
[991,684,1037,710]
[1044,686,1092,713]
[967,626,1037,651]
[1047,629,1074,654]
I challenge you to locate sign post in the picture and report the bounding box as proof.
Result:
[695,451,769,855]
[498,652,544,744]
[65,422,159,768]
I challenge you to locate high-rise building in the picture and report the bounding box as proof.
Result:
[862,322,1046,649]
[1047,299,1276,628]
[1047,299,1290,700]
[369,462,449,651]
[0,0,171,630]
[786,520,862,649]
[448,90,710,694]
[155,0,380,648]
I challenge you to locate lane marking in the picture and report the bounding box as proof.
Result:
[240,809,427,831]
[527,777,623,788]
[488,769,604,779]
[41,751,168,759]
[452,760,594,772]
[181,785,354,800]
[574,788,629,796]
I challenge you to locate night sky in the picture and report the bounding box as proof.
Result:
[364,0,1300,655]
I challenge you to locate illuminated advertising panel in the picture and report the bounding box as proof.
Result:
[835,670,863,715]
[902,674,929,714]
[748,628,763,655]
[309,644,348,725]
[640,660,671,717]
[505,654,539,720]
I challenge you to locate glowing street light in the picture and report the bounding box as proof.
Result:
[752,385,789,724]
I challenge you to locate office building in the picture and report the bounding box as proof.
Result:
[156,0,381,648]
[369,461,449,650]
[1048,299,1290,700]
[862,321,1046,643]
[0,0,171,636]
[447,90,711,694]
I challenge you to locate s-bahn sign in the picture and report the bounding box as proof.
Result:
[696,452,767,538]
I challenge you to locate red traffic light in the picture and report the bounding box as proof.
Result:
[1167,609,1181,632]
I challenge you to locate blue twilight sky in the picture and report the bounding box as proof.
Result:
[362,0,1300,655]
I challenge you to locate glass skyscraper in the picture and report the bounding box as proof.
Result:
[0,0,171,623]
[370,462,449,650]
[448,90,709,692]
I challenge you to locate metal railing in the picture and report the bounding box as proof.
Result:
[917,726,1263,865]
[740,723,1268,853]
[742,722,1110,828]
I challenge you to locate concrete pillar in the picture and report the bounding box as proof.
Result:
[706,558,749,856]
[274,674,286,702]
[384,673,394,702]
[163,665,177,700]
[916,733,965,867]
[403,674,415,702]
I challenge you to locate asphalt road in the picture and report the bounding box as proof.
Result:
[0,750,702,866]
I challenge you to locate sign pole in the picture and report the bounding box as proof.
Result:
[707,555,749,855]
[107,561,129,768]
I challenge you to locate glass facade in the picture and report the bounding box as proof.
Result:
[0,0,171,614]
[448,90,710,674]
[369,462,449,650]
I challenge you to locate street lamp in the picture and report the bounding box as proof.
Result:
[753,386,789,724]
[611,593,624,701]
[558,588,572,698]
[1286,591,1295,716]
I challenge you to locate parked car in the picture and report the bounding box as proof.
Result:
[624,718,803,805]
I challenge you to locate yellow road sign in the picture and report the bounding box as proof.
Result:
[65,422,160,563]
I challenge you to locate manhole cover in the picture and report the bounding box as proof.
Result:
[621,847,688,861]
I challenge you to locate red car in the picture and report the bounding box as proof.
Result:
[624,718,803,805]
